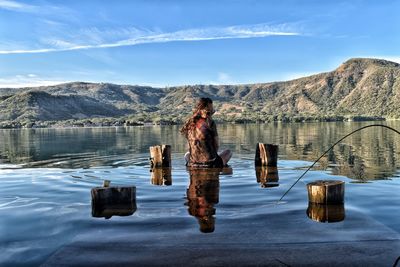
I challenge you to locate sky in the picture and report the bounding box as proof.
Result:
[0,0,399,88]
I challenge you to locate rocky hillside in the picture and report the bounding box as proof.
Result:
[0,58,399,126]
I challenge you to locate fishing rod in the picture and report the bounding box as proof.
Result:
[278,124,400,203]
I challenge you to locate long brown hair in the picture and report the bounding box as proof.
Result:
[180,97,213,136]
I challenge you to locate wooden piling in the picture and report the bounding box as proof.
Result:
[151,167,172,186]
[256,166,279,188]
[91,186,137,219]
[102,180,110,188]
[255,143,278,167]
[307,202,345,223]
[307,180,345,204]
[150,145,171,168]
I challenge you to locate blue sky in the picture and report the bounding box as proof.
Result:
[0,0,399,88]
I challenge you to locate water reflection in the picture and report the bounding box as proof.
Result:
[0,126,185,168]
[218,122,400,180]
[91,186,137,219]
[306,202,345,223]
[255,167,279,188]
[186,168,220,233]
[221,167,233,175]
[150,167,172,186]
[0,122,400,181]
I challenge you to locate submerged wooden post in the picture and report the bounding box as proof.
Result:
[255,143,278,167]
[255,166,279,188]
[91,184,137,219]
[307,180,345,204]
[151,167,172,186]
[307,202,345,223]
[150,145,171,168]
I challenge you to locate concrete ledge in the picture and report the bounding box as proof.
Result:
[42,209,400,266]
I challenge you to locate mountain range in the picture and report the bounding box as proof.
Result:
[0,57,399,127]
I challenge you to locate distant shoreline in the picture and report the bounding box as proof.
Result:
[1,59,400,127]
[0,115,390,129]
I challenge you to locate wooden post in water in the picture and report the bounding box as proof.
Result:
[255,143,278,167]
[91,183,137,219]
[150,145,171,168]
[307,180,345,204]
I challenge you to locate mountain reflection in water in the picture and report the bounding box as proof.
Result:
[0,121,399,181]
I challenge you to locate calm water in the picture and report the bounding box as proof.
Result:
[1,122,400,266]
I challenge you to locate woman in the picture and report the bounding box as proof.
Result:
[180,97,232,168]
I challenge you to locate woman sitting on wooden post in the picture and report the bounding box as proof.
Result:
[180,97,232,168]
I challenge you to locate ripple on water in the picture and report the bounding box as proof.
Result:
[0,196,39,209]
[0,152,400,266]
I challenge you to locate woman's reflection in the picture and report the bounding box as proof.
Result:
[186,168,220,233]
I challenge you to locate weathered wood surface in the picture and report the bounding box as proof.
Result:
[255,166,279,188]
[307,180,344,204]
[91,186,137,218]
[150,145,171,168]
[151,167,172,186]
[307,202,345,223]
[102,180,110,187]
[255,143,278,167]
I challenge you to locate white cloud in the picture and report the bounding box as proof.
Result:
[0,74,69,88]
[217,72,234,84]
[0,0,36,12]
[0,23,301,54]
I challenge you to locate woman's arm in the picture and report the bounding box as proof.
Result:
[214,135,219,151]
[211,120,219,151]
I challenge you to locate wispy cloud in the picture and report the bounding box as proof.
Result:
[217,72,235,84]
[207,72,238,85]
[218,72,232,82]
[0,23,301,55]
[0,0,36,12]
[0,74,69,88]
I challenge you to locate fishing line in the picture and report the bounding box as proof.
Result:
[278,124,400,203]
[393,256,400,267]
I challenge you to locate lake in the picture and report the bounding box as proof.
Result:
[1,121,400,266]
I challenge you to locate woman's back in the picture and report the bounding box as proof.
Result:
[187,118,218,165]
[181,97,232,168]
